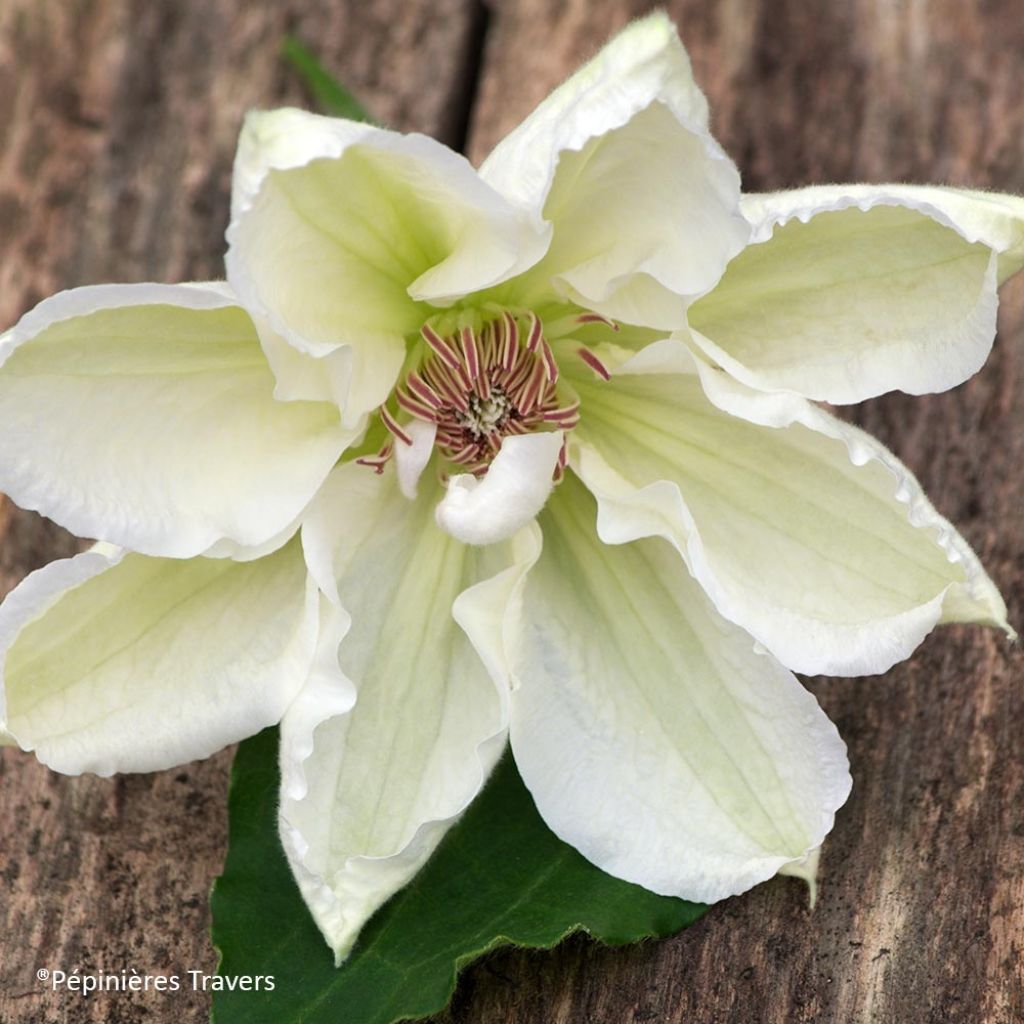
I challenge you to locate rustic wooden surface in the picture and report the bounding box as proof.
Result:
[1,1,1022,1022]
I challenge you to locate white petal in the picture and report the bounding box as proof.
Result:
[510,476,851,902]
[0,283,348,557]
[689,184,1024,403]
[742,185,1024,281]
[227,109,548,428]
[568,341,1009,676]
[185,280,350,408]
[254,311,355,408]
[434,431,563,546]
[482,13,747,328]
[480,11,711,211]
[0,538,319,775]
[394,418,437,500]
[278,597,357,805]
[283,464,537,962]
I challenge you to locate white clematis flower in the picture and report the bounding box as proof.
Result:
[1,12,1022,966]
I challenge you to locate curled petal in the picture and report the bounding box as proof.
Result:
[435,431,563,546]
[228,109,548,427]
[689,184,1024,403]
[482,12,747,328]
[0,283,347,557]
[567,339,1009,676]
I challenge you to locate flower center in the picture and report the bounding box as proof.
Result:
[360,310,581,480]
[460,387,513,437]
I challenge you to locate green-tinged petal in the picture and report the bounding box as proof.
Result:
[742,184,1024,283]
[284,463,538,963]
[510,475,851,902]
[186,280,351,409]
[0,538,320,775]
[568,339,1008,676]
[480,11,712,209]
[227,109,548,428]
[482,13,747,328]
[0,283,348,558]
[689,184,1024,403]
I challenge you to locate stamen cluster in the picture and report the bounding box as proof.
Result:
[362,312,580,479]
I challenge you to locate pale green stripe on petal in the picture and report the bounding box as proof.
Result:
[689,184,1024,403]
[0,538,319,776]
[283,464,535,963]
[568,341,1008,676]
[510,475,850,903]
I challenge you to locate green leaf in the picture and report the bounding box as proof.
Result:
[211,728,705,1024]
[281,36,378,123]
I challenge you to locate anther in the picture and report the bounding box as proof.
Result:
[421,323,462,370]
[577,347,611,381]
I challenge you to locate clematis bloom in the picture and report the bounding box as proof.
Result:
[2,13,1023,964]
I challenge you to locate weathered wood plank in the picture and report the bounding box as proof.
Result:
[0,2,478,1021]
[450,1,1024,1022]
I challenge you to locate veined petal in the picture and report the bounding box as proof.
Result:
[227,109,548,428]
[434,431,563,545]
[0,283,348,558]
[510,476,851,902]
[283,464,537,963]
[568,340,1009,676]
[0,538,319,776]
[689,184,1024,403]
[482,12,747,328]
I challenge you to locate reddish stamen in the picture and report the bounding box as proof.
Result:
[396,388,441,423]
[421,324,462,370]
[577,346,611,381]
[576,312,621,331]
[461,326,480,382]
[501,311,519,371]
[525,311,543,353]
[379,406,412,446]
[405,371,444,409]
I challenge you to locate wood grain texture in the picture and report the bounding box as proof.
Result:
[0,1,1022,1023]
[0,2,479,1022]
